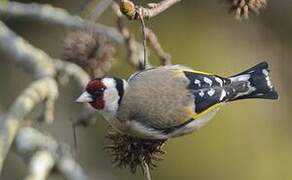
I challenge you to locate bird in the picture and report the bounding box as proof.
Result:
[76,61,278,139]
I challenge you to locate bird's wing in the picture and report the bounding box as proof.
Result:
[147,69,232,135]
[176,69,231,119]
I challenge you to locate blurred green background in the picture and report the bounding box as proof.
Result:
[1,0,291,180]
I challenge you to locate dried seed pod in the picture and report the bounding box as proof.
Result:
[119,0,137,19]
[61,31,115,78]
[227,0,267,20]
[105,127,166,173]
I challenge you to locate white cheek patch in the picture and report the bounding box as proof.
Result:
[102,78,120,112]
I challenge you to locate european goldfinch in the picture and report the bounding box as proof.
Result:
[76,62,278,139]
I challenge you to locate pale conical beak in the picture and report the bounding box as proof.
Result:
[75,91,93,103]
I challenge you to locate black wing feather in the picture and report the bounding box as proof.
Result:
[183,71,231,113]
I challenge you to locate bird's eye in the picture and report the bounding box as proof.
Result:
[93,88,105,96]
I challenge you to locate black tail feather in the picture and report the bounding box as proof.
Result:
[227,62,279,101]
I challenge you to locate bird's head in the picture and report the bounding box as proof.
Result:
[76,77,127,112]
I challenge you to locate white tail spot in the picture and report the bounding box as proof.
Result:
[220,90,226,101]
[262,69,273,88]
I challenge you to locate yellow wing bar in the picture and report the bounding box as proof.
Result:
[183,102,221,123]
[175,69,211,76]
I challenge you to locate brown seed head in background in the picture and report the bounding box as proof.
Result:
[227,0,267,20]
[61,31,116,78]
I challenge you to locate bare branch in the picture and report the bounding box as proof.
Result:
[56,148,88,180]
[137,12,148,70]
[0,21,55,78]
[0,1,124,44]
[0,1,151,74]
[112,3,146,70]
[115,1,174,69]
[55,60,90,88]
[140,0,182,19]
[0,1,146,70]
[118,0,181,19]
[24,150,54,180]
[0,18,59,131]
[114,3,172,69]
[0,78,58,173]
[14,128,88,180]
[145,28,171,66]
[0,2,106,178]
[90,0,113,21]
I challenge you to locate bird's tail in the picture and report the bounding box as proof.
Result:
[226,62,279,101]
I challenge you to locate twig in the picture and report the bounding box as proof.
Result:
[141,160,152,180]
[56,145,88,180]
[72,123,78,150]
[141,0,182,19]
[0,1,147,69]
[0,3,97,124]
[112,2,146,70]
[137,11,148,70]
[14,128,88,180]
[0,1,124,44]
[145,28,171,66]
[119,0,181,20]
[0,78,58,173]
[116,1,173,69]
[90,0,113,21]
[54,60,90,88]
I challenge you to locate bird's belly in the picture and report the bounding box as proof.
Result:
[105,116,169,139]
[126,120,169,139]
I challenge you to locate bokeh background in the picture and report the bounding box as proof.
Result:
[1,0,292,180]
